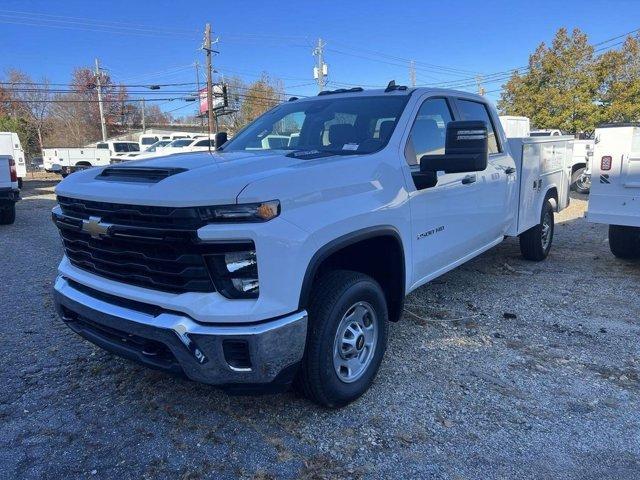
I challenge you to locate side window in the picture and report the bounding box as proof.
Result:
[404,98,453,166]
[455,99,500,154]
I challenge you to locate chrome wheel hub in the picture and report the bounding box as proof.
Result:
[333,301,378,383]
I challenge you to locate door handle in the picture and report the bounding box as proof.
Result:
[461,174,476,185]
[505,167,516,175]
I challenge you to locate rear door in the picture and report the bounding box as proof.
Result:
[452,97,516,239]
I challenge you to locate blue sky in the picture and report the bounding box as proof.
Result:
[1,0,638,115]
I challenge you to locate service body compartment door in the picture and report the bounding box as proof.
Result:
[509,137,573,234]
[622,128,640,188]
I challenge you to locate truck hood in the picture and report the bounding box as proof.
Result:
[55,150,307,207]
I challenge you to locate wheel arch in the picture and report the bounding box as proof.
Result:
[543,185,559,211]
[571,162,586,174]
[298,226,406,322]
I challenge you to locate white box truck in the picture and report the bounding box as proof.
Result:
[499,116,530,138]
[0,132,26,188]
[587,123,640,258]
[51,85,573,407]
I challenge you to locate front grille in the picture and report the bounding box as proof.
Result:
[59,227,215,293]
[57,195,206,229]
[54,197,254,294]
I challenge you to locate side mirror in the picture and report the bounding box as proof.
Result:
[420,120,488,174]
[214,132,228,149]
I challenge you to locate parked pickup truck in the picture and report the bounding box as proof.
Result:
[0,155,20,224]
[587,122,640,258]
[51,85,572,407]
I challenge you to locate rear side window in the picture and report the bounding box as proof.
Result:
[456,99,500,154]
[404,98,453,166]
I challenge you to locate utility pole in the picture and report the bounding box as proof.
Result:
[409,60,416,87]
[313,38,327,92]
[203,23,218,136]
[140,99,146,132]
[195,61,204,131]
[475,75,485,96]
[94,58,107,141]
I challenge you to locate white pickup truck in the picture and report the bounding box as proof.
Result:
[52,86,572,407]
[587,122,640,258]
[43,147,111,175]
[0,155,20,224]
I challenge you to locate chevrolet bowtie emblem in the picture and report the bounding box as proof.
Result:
[81,216,112,239]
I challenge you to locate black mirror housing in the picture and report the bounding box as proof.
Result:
[214,132,228,149]
[420,120,488,174]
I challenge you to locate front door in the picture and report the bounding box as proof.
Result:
[403,96,491,287]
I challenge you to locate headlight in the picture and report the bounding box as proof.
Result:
[205,245,259,299]
[198,200,280,223]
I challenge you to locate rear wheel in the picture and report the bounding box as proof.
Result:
[297,270,389,408]
[571,167,590,194]
[0,204,16,225]
[608,225,640,259]
[519,198,554,261]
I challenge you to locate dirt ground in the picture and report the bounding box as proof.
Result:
[1,176,638,479]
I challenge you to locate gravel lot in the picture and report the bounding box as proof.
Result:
[1,175,639,480]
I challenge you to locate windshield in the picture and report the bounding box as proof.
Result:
[141,136,158,145]
[222,95,409,155]
[168,139,194,147]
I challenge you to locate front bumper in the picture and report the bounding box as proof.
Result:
[53,276,308,385]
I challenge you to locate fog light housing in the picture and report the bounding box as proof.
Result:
[205,245,259,299]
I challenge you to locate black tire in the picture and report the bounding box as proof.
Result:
[570,167,590,194]
[608,225,640,259]
[17,178,23,189]
[519,198,554,261]
[0,204,16,225]
[297,270,389,408]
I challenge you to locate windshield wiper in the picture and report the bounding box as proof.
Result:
[286,150,337,159]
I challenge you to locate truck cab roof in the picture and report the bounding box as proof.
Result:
[292,85,487,103]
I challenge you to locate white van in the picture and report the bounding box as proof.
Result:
[587,123,640,258]
[0,132,26,188]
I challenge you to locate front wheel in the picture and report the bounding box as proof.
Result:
[519,198,554,261]
[297,270,389,408]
